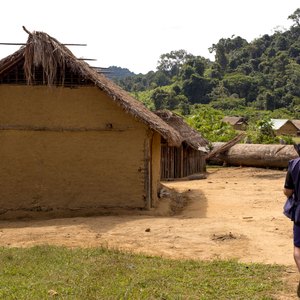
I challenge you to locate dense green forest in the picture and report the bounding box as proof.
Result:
[104,66,135,80]
[109,9,300,143]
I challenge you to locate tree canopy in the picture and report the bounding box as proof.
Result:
[112,8,300,132]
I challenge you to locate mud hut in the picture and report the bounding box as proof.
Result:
[0,29,183,218]
[271,119,299,136]
[291,120,300,136]
[155,110,209,180]
[222,116,247,130]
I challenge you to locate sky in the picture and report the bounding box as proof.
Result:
[0,0,299,74]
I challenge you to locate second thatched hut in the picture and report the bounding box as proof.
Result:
[155,110,209,180]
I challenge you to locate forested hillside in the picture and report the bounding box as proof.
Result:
[112,9,300,119]
[104,66,135,80]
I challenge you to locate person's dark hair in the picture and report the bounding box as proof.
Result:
[294,144,300,156]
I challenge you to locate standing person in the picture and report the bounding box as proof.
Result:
[284,144,300,297]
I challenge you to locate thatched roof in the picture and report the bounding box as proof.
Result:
[0,28,182,147]
[222,116,246,126]
[291,120,300,130]
[154,110,209,152]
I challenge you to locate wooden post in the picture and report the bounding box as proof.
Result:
[180,145,184,178]
[144,132,153,209]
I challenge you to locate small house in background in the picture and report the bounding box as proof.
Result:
[291,120,300,136]
[0,29,183,218]
[155,110,209,180]
[271,119,299,136]
[222,116,248,130]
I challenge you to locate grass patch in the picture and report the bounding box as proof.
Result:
[0,246,289,299]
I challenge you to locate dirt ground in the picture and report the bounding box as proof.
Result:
[0,166,296,264]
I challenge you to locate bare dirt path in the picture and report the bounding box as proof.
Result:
[0,167,294,267]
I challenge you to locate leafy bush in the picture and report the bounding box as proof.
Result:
[244,117,294,144]
[186,106,238,142]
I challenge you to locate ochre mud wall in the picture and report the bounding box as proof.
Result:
[0,86,153,218]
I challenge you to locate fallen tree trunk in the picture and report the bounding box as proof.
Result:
[208,143,298,168]
[205,133,245,160]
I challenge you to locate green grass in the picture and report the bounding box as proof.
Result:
[0,246,289,299]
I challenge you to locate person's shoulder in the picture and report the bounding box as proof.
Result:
[289,157,300,169]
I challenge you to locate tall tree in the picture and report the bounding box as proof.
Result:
[288,8,300,27]
[157,50,193,77]
[210,42,228,71]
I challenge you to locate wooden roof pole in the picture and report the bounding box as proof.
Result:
[22,26,32,35]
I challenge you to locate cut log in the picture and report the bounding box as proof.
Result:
[206,133,245,160]
[208,143,298,168]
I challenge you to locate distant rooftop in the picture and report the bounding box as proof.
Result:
[270,119,289,130]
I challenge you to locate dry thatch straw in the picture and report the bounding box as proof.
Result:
[155,110,209,151]
[0,28,183,147]
[24,29,75,85]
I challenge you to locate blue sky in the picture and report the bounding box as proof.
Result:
[0,0,299,74]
